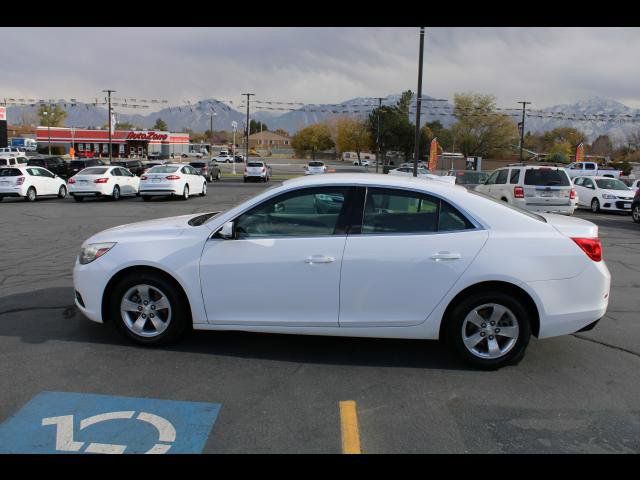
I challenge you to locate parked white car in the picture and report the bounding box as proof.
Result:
[214,152,232,163]
[73,173,610,369]
[572,176,635,213]
[0,165,67,201]
[139,164,207,200]
[68,166,140,202]
[305,161,327,175]
[388,166,456,184]
[0,155,29,167]
[475,165,577,215]
[566,162,622,179]
[244,161,271,182]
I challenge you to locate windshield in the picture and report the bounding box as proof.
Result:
[148,166,179,173]
[189,162,206,168]
[470,189,547,223]
[524,168,570,186]
[78,167,108,175]
[595,178,630,190]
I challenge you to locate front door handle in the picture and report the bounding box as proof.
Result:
[305,255,336,264]
[430,252,462,261]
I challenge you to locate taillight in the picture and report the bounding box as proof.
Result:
[514,186,524,198]
[94,178,109,184]
[16,176,25,185]
[140,175,148,180]
[571,237,602,262]
[165,175,181,180]
[570,188,576,200]
[68,178,76,184]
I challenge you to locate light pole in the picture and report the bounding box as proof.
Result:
[413,26,425,177]
[208,111,217,151]
[231,120,238,175]
[242,93,255,164]
[518,101,531,162]
[71,127,75,158]
[103,89,116,162]
[43,110,51,155]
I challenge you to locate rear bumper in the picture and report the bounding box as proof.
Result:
[139,189,178,196]
[0,186,27,196]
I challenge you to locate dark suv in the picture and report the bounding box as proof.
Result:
[67,158,107,177]
[632,188,640,224]
[189,161,221,183]
[111,159,145,176]
[27,156,68,178]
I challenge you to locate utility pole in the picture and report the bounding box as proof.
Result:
[242,93,255,163]
[518,101,531,162]
[231,121,238,175]
[103,89,116,162]
[413,27,425,177]
[376,97,382,174]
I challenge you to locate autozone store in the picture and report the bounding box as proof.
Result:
[35,127,190,158]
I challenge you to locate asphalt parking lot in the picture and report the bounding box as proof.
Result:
[1,174,639,453]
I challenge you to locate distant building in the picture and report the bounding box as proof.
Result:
[246,131,292,150]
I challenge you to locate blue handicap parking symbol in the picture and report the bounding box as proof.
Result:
[0,392,221,454]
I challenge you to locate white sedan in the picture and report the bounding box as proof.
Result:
[0,165,67,201]
[305,161,327,175]
[139,164,207,200]
[68,166,140,202]
[73,174,610,369]
[573,176,635,213]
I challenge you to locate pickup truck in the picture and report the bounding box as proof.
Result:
[565,162,622,179]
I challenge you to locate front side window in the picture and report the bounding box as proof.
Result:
[495,169,508,184]
[485,171,499,185]
[585,163,596,170]
[234,187,351,238]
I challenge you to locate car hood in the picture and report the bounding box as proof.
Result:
[84,213,208,244]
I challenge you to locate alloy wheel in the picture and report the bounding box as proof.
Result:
[461,303,519,359]
[633,205,640,223]
[120,284,172,338]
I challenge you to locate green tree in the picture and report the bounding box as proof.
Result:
[541,127,586,152]
[547,141,572,163]
[291,123,334,160]
[450,93,519,158]
[335,117,373,162]
[366,92,417,163]
[250,120,268,134]
[38,104,67,127]
[153,118,168,131]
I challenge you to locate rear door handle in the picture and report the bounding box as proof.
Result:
[430,252,462,261]
[305,255,336,264]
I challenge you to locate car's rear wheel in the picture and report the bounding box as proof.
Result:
[216,172,221,181]
[591,198,600,213]
[112,185,121,201]
[182,185,189,200]
[633,204,640,224]
[200,182,207,196]
[58,185,67,199]
[108,273,189,346]
[444,291,531,369]
[25,187,37,202]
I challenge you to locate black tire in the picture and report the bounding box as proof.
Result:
[591,198,600,213]
[216,172,221,181]
[443,290,531,370]
[632,204,640,224]
[73,195,84,202]
[25,187,36,202]
[112,185,121,201]
[181,185,189,200]
[207,175,212,183]
[107,272,190,346]
[200,182,207,197]
[142,196,152,202]
[58,185,67,199]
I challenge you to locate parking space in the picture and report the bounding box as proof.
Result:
[1,179,640,453]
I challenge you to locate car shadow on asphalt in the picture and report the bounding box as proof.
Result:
[0,287,469,371]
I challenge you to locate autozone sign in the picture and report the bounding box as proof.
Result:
[126,131,168,141]
[0,107,6,121]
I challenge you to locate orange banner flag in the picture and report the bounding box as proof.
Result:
[428,138,439,171]
[576,142,584,163]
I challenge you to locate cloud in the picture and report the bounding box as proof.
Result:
[1,27,639,110]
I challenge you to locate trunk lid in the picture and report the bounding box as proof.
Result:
[539,213,598,238]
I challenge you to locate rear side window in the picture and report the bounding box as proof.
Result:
[524,168,570,186]
[0,168,22,176]
[585,163,596,170]
[509,169,520,184]
[495,169,508,184]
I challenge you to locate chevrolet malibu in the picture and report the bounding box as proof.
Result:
[73,174,611,369]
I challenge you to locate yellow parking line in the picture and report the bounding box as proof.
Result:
[339,400,361,454]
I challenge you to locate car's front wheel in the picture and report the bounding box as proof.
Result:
[444,291,531,369]
[58,185,67,199]
[108,273,189,346]
[633,204,640,224]
[591,198,600,213]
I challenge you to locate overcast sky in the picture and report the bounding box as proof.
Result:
[2,27,639,110]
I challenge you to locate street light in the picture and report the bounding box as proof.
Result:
[231,120,238,175]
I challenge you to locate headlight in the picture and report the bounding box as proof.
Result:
[602,194,616,199]
[79,242,116,265]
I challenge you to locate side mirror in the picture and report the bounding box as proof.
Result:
[216,221,235,239]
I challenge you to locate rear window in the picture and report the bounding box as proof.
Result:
[309,162,324,167]
[189,162,206,168]
[28,159,45,166]
[0,168,22,176]
[148,166,179,173]
[248,162,264,167]
[524,168,570,186]
[79,167,108,175]
[70,161,86,167]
